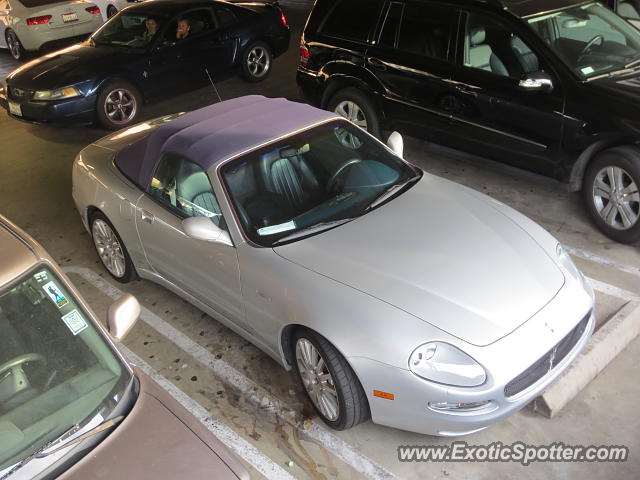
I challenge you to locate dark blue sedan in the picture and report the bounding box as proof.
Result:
[1,0,290,128]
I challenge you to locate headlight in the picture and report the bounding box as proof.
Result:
[33,86,81,101]
[556,244,592,295]
[408,342,486,387]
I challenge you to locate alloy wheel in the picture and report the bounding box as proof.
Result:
[334,101,368,131]
[7,31,21,60]
[92,219,126,278]
[592,166,640,230]
[103,88,137,125]
[246,46,270,78]
[296,338,340,421]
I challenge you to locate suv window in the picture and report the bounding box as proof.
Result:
[462,12,541,77]
[378,2,404,48]
[320,0,383,42]
[396,2,455,60]
[149,154,223,226]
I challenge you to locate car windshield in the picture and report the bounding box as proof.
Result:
[221,120,420,247]
[0,266,131,477]
[527,2,640,79]
[92,12,164,49]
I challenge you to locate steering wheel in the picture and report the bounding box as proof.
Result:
[577,34,604,63]
[326,159,362,193]
[0,353,46,397]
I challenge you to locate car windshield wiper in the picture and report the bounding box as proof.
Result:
[1,416,124,480]
[365,174,421,211]
[625,57,640,69]
[272,218,354,246]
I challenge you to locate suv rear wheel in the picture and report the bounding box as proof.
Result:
[328,88,381,139]
[583,146,640,244]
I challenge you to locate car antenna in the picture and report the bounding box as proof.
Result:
[204,67,222,103]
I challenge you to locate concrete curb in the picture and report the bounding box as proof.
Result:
[532,300,640,418]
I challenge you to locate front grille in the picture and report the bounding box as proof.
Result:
[504,313,590,398]
[8,86,34,101]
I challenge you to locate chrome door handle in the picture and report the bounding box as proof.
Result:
[141,210,155,224]
[367,57,387,71]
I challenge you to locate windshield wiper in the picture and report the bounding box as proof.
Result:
[272,218,354,246]
[625,57,640,69]
[1,416,124,479]
[365,174,421,211]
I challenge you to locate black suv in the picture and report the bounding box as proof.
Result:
[297,0,640,243]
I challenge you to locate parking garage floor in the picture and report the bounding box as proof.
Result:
[0,2,639,479]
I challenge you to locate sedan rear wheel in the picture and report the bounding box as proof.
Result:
[6,30,26,61]
[96,81,141,130]
[293,329,370,430]
[241,41,272,82]
[91,212,136,283]
[584,146,640,243]
[107,5,118,17]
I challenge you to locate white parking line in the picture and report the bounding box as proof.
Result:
[64,266,398,480]
[565,245,640,279]
[119,345,296,480]
[587,277,640,302]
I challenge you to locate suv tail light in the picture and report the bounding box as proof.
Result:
[85,6,100,14]
[279,10,288,27]
[27,15,52,25]
[300,43,310,68]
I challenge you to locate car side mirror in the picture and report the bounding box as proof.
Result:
[518,71,553,92]
[183,216,233,246]
[107,294,140,342]
[387,131,404,158]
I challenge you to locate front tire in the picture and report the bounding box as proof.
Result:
[583,146,640,243]
[241,41,272,82]
[293,329,370,430]
[6,30,26,61]
[327,87,381,139]
[90,212,136,283]
[96,81,141,130]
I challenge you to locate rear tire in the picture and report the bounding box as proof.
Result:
[107,5,118,18]
[90,211,137,283]
[328,88,381,139]
[6,30,26,61]
[96,80,141,130]
[583,146,640,244]
[241,41,272,82]
[293,329,370,430]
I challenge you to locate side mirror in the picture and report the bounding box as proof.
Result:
[518,71,553,92]
[107,294,140,342]
[183,216,233,246]
[387,131,404,158]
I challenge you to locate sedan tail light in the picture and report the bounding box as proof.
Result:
[27,15,52,25]
[300,43,310,68]
[85,6,100,14]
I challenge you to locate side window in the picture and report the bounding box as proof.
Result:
[396,2,455,60]
[163,9,215,43]
[378,2,404,48]
[320,0,383,42]
[214,6,237,28]
[149,154,223,226]
[462,12,541,77]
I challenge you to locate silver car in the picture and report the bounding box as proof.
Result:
[72,95,595,436]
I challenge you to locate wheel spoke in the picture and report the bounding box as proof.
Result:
[619,203,638,227]
[593,176,612,199]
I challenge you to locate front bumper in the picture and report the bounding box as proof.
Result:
[1,88,95,125]
[350,281,595,436]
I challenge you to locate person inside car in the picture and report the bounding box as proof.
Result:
[176,18,191,40]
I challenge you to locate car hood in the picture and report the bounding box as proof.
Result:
[6,43,138,90]
[59,378,243,480]
[274,175,565,346]
[589,69,640,102]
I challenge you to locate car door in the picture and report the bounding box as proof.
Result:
[365,0,460,142]
[146,8,219,94]
[443,9,565,176]
[0,0,10,48]
[135,153,244,323]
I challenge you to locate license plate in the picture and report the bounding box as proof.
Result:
[8,101,22,117]
[62,13,78,23]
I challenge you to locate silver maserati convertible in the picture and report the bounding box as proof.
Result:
[72,95,595,436]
